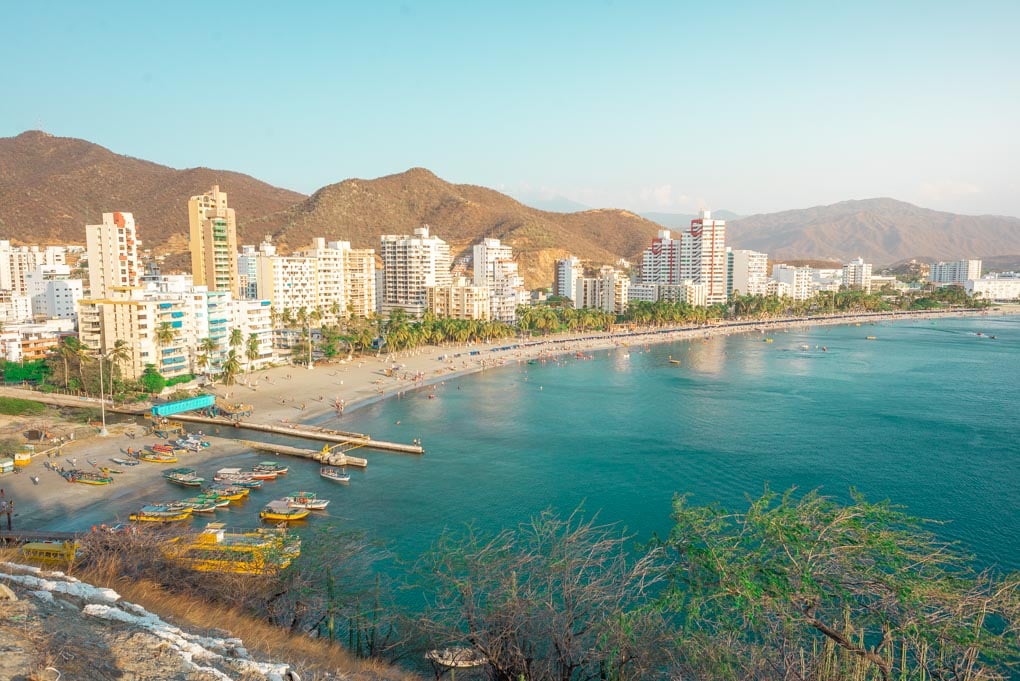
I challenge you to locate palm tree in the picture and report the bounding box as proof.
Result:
[106,339,131,397]
[229,328,244,352]
[219,349,242,386]
[55,337,80,390]
[245,333,260,373]
[156,322,178,349]
[197,337,219,375]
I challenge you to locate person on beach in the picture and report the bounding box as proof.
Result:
[5,499,12,531]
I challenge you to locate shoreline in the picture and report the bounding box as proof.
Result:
[0,306,1012,532]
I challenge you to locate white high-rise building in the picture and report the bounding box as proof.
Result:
[256,255,317,317]
[85,212,141,300]
[931,259,982,285]
[681,211,728,305]
[0,242,66,295]
[426,277,491,320]
[300,238,346,323]
[554,256,584,302]
[730,249,770,297]
[966,274,1020,302]
[640,230,683,286]
[639,211,727,305]
[772,264,813,301]
[380,226,452,318]
[25,265,83,323]
[574,266,629,314]
[472,238,527,323]
[842,257,873,293]
[343,246,377,319]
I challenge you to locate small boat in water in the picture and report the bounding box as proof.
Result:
[668,356,681,365]
[253,461,289,476]
[866,336,877,340]
[214,467,264,488]
[204,484,249,500]
[129,504,193,523]
[283,491,330,510]
[320,466,350,483]
[260,500,310,523]
[163,468,205,487]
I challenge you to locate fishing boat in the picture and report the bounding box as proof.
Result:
[139,450,179,464]
[179,498,219,513]
[668,356,681,365]
[194,493,231,508]
[64,469,114,485]
[283,491,330,510]
[110,457,140,467]
[866,336,877,340]
[320,466,351,483]
[163,467,205,487]
[253,461,289,476]
[214,467,264,488]
[259,500,310,523]
[204,484,249,500]
[248,468,279,481]
[151,443,175,453]
[161,523,300,575]
[129,504,193,523]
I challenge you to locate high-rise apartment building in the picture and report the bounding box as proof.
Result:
[343,245,377,319]
[842,257,873,293]
[426,277,491,320]
[554,256,584,302]
[189,185,239,297]
[0,242,66,295]
[85,212,140,300]
[472,238,527,323]
[772,264,813,301]
[379,226,451,318]
[25,265,83,323]
[930,259,982,285]
[639,211,727,305]
[681,211,728,305]
[730,249,770,297]
[640,230,683,286]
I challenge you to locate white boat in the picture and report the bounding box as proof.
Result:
[320,466,350,483]
[283,491,330,510]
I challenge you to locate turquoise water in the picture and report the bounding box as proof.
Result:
[58,315,1020,575]
[316,314,1020,573]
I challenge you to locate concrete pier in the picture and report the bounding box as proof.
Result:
[240,440,369,468]
[171,414,425,454]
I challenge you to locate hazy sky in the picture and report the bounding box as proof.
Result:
[2,1,1018,217]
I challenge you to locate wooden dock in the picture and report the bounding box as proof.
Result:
[240,440,369,468]
[171,414,424,454]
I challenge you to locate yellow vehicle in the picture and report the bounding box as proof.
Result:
[162,523,300,574]
[21,540,78,567]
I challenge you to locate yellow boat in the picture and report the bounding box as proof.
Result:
[139,452,179,464]
[866,336,877,340]
[21,540,78,566]
[259,500,310,523]
[162,522,300,575]
[129,504,192,522]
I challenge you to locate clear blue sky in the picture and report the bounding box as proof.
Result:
[2,1,1018,216]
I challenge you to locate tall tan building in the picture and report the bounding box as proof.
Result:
[189,185,239,297]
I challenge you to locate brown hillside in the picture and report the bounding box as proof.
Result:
[728,198,1020,265]
[0,130,306,249]
[247,168,662,287]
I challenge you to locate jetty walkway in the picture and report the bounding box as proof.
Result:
[173,413,425,455]
[240,440,370,468]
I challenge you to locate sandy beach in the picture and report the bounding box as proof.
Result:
[0,307,1008,531]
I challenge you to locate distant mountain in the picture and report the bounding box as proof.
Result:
[247,168,663,287]
[0,131,306,252]
[641,210,741,229]
[728,198,1020,265]
[4,131,1018,286]
[514,194,591,213]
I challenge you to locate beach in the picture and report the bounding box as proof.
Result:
[0,307,1006,531]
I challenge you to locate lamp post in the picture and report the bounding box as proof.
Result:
[96,351,108,436]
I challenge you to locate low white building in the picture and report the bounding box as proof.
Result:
[966,274,1020,302]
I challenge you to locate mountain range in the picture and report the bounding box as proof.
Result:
[2,130,1019,287]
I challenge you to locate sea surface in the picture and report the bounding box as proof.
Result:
[71,315,1020,576]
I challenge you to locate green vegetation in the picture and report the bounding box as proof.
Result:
[0,358,51,384]
[138,364,167,394]
[0,395,47,416]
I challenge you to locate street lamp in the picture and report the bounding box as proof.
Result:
[94,350,110,436]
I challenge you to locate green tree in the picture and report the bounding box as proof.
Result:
[219,349,242,386]
[229,327,244,352]
[657,488,1020,681]
[138,364,166,394]
[246,333,261,373]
